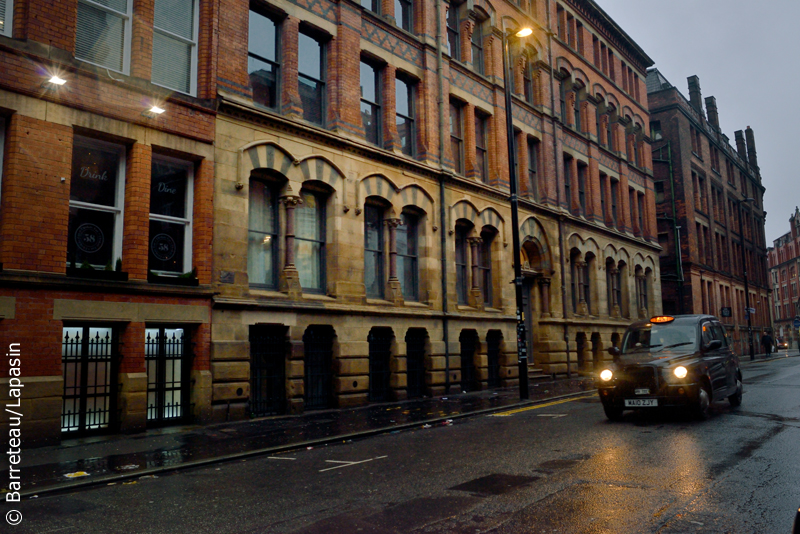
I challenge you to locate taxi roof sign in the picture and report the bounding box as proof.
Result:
[650,316,675,324]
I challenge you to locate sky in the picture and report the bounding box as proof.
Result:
[596,0,796,245]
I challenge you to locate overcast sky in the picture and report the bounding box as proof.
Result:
[597,0,795,245]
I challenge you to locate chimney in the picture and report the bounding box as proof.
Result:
[687,75,705,118]
[704,96,719,129]
[735,130,747,161]
[745,126,758,169]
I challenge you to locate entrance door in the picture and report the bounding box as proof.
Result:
[460,330,478,392]
[486,331,502,388]
[406,329,426,399]
[303,326,334,410]
[368,328,393,402]
[61,326,118,436]
[250,325,286,416]
[145,327,189,426]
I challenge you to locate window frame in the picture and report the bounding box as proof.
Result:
[68,136,127,269]
[148,154,194,276]
[248,9,281,111]
[395,74,416,157]
[296,188,327,294]
[527,136,539,201]
[151,0,199,96]
[0,0,13,37]
[455,225,469,305]
[471,20,484,75]
[395,0,413,32]
[446,2,461,61]
[298,30,326,127]
[478,229,494,306]
[397,211,419,302]
[364,203,385,299]
[247,178,280,289]
[76,0,133,74]
[450,100,464,174]
[475,111,489,183]
[360,58,382,146]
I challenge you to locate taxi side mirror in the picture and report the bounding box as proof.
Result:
[703,339,722,352]
[608,346,621,359]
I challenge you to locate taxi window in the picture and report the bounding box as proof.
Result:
[701,322,714,345]
[712,324,728,346]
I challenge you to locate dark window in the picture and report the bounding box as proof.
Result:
[606,112,615,151]
[573,90,581,131]
[296,189,326,293]
[450,100,464,174]
[455,225,469,304]
[527,137,539,201]
[523,59,533,104]
[475,112,489,183]
[298,32,325,126]
[361,0,379,13]
[248,179,278,288]
[563,156,572,212]
[360,60,381,145]
[599,174,607,222]
[577,164,587,216]
[368,328,393,402]
[364,204,385,298]
[397,212,419,301]
[303,325,334,410]
[145,327,189,425]
[637,193,645,235]
[471,22,484,75]
[396,76,415,157]
[248,10,279,110]
[446,3,460,61]
[655,181,664,203]
[478,231,493,306]
[149,156,192,274]
[395,0,413,32]
[610,179,619,228]
[249,325,286,416]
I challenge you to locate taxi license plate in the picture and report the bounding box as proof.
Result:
[624,399,657,407]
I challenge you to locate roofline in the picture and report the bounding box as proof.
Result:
[577,0,655,70]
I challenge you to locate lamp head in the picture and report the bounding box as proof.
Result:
[515,27,533,37]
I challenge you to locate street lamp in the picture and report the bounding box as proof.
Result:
[501,21,533,399]
[737,196,756,360]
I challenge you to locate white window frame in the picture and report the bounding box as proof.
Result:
[149,154,194,275]
[0,0,14,38]
[69,136,127,268]
[76,0,132,74]
[151,0,199,96]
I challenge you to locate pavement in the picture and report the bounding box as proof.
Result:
[7,348,796,498]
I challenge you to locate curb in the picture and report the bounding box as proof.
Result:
[21,388,597,498]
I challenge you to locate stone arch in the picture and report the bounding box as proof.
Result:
[450,199,481,231]
[567,233,600,258]
[479,207,505,240]
[520,216,552,271]
[296,155,345,191]
[555,57,575,77]
[240,140,297,183]
[358,173,400,208]
[592,83,607,101]
[622,105,634,122]
[572,68,589,89]
[633,113,645,130]
[398,184,435,226]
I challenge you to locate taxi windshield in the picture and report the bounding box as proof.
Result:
[621,322,698,354]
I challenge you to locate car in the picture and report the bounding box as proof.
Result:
[794,505,800,534]
[777,339,789,350]
[597,314,743,421]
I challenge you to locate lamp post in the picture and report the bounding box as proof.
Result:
[501,23,532,399]
[737,196,756,360]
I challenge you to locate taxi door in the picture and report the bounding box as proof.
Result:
[701,320,727,397]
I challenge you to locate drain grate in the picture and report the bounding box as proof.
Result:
[449,474,539,496]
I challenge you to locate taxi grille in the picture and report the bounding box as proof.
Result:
[617,365,659,395]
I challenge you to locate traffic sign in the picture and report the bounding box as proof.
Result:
[721,307,732,318]
[793,316,800,329]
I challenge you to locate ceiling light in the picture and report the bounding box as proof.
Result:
[47,75,67,85]
[149,105,165,115]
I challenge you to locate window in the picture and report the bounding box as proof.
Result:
[527,137,539,201]
[296,189,326,293]
[361,0,379,12]
[478,230,494,306]
[599,174,607,222]
[67,138,125,269]
[636,269,648,311]
[0,117,4,200]
[606,110,615,151]
[298,32,325,126]
[573,90,582,131]
[577,164,587,216]
[607,48,615,81]
[145,326,188,424]
[397,212,419,301]
[475,112,489,183]
[76,0,131,73]
[471,22,484,75]
[360,60,381,145]
[248,10,280,110]
[556,4,565,40]
[395,0,413,32]
[450,100,464,174]
[149,156,193,275]
[248,179,278,288]
[364,204,385,298]
[563,156,572,212]
[637,193,644,236]
[610,179,619,228]
[151,0,198,94]
[446,3,460,61]
[606,259,620,315]
[523,57,534,104]
[455,225,468,304]
[396,75,415,157]
[576,21,584,54]
[0,0,12,37]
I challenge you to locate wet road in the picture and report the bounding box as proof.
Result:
[11,355,800,533]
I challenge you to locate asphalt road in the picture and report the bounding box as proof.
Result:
[9,354,800,533]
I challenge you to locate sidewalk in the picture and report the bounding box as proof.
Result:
[9,376,595,497]
[739,348,799,365]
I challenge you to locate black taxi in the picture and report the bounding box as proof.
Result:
[597,314,743,420]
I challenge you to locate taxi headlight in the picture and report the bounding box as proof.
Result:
[600,369,613,381]
[673,366,688,379]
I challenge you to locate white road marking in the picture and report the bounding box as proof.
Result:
[318,456,388,472]
[537,413,568,418]
[267,456,296,460]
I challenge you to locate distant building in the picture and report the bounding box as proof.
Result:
[647,70,770,355]
[767,208,800,347]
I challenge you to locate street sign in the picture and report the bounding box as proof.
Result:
[793,316,800,329]
[721,307,732,318]
[746,307,756,314]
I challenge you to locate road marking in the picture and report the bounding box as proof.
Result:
[537,413,568,418]
[268,456,296,461]
[489,394,593,417]
[319,456,388,473]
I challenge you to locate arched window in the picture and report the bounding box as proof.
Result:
[364,201,386,299]
[248,179,279,288]
[455,224,469,304]
[478,228,495,306]
[296,188,326,293]
[397,211,419,301]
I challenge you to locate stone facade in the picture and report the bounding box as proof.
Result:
[647,70,770,356]
[767,208,800,348]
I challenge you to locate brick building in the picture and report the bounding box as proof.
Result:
[0,0,216,445]
[1,0,661,444]
[767,208,800,348]
[647,70,770,356]
[209,0,660,420]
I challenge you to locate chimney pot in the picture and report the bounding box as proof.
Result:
[687,75,705,118]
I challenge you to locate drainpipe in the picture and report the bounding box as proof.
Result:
[435,0,451,394]
[653,141,684,313]
[546,0,570,378]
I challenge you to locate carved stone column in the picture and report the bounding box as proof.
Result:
[467,236,484,310]
[279,194,303,299]
[538,277,551,318]
[385,217,404,305]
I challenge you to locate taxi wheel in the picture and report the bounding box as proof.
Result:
[603,403,624,421]
[728,379,743,407]
[694,385,711,420]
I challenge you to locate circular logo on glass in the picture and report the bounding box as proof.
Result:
[75,223,105,253]
[151,233,176,261]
